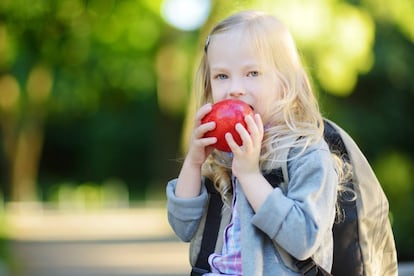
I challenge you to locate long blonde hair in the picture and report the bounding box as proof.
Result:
[196,11,342,205]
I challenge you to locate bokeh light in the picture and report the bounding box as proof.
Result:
[161,0,211,31]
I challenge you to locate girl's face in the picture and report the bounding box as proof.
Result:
[207,29,280,119]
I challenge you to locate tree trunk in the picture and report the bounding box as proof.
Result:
[11,123,44,202]
[0,65,52,202]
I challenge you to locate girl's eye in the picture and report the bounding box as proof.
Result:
[247,71,260,77]
[215,74,228,80]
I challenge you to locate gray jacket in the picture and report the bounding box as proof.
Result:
[166,140,338,275]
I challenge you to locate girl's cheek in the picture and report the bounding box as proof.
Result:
[211,87,228,102]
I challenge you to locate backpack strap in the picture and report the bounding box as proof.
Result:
[323,119,364,276]
[295,258,332,276]
[191,178,223,276]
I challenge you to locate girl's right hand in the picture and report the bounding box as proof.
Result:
[175,104,217,198]
[186,103,217,167]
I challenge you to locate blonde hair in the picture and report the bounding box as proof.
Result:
[196,11,348,206]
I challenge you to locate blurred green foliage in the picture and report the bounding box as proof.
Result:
[0,0,413,260]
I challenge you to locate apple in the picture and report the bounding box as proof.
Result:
[202,99,254,152]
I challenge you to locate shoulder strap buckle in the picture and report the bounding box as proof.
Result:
[295,258,332,276]
[191,267,210,276]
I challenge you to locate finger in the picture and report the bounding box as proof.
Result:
[235,122,252,148]
[197,121,215,136]
[252,113,264,139]
[192,131,217,148]
[193,118,215,140]
[195,103,213,125]
[225,132,240,153]
[197,136,217,147]
[244,115,259,135]
[241,115,259,146]
[254,113,264,135]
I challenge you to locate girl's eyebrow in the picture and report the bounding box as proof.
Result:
[244,64,260,70]
[209,65,228,72]
[210,62,260,71]
[240,61,261,69]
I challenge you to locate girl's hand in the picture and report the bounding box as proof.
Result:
[175,104,217,198]
[186,103,217,167]
[226,113,272,212]
[226,113,264,178]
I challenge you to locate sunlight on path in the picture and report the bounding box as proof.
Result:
[5,202,173,241]
[3,203,191,276]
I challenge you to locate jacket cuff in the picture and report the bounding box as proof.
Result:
[166,179,208,221]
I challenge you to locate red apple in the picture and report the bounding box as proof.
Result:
[202,99,254,152]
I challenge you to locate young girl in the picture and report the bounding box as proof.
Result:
[167,10,341,275]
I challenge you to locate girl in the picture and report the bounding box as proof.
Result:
[167,10,343,275]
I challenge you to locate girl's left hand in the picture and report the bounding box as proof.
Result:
[226,113,264,179]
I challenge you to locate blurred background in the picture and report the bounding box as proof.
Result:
[0,0,413,275]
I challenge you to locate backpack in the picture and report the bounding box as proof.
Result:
[191,119,398,276]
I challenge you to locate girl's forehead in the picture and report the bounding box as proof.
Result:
[208,28,268,65]
[208,29,257,54]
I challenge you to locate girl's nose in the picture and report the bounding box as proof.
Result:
[229,90,245,98]
[228,79,246,98]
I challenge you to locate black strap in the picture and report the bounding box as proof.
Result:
[323,120,363,276]
[263,167,284,187]
[323,120,350,163]
[191,178,223,276]
[295,258,332,276]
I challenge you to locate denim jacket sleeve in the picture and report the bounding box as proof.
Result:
[251,140,338,261]
[166,178,209,242]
